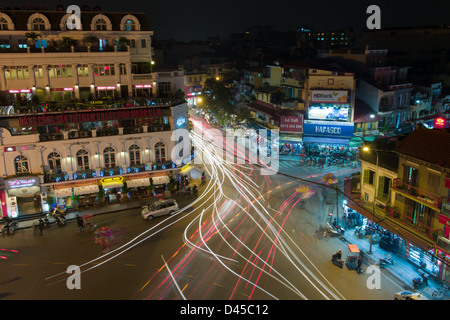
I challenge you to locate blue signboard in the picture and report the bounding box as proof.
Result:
[303,120,354,139]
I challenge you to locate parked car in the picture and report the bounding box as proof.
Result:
[141,199,179,220]
[394,290,429,300]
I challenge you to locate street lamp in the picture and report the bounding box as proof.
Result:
[362,145,380,254]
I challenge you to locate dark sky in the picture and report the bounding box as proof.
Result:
[2,0,449,41]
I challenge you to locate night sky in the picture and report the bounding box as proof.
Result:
[2,0,449,41]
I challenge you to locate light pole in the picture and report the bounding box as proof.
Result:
[362,145,380,254]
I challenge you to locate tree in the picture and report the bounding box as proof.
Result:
[61,36,75,49]
[201,78,235,126]
[83,35,98,47]
[24,32,41,47]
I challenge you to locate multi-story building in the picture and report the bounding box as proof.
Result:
[0,6,186,104]
[303,66,356,146]
[348,128,450,281]
[0,99,189,218]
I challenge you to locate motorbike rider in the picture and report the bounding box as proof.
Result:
[332,249,342,261]
[192,185,198,196]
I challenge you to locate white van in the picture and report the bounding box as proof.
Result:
[141,199,179,220]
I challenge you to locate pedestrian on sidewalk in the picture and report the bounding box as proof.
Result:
[38,219,44,236]
[356,255,363,274]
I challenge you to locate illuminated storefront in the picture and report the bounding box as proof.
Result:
[4,176,42,217]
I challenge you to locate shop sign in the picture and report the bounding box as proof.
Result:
[18,107,163,126]
[280,115,303,133]
[310,90,348,104]
[303,120,354,138]
[134,84,152,88]
[176,117,186,128]
[8,89,31,93]
[96,86,116,90]
[100,177,124,185]
[6,177,39,189]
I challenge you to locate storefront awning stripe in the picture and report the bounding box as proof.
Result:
[126,178,150,188]
[102,182,124,189]
[152,176,170,185]
[302,137,350,145]
[55,188,72,198]
[73,185,99,195]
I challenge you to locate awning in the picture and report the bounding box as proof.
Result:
[302,137,350,145]
[348,244,360,253]
[73,184,99,195]
[152,175,170,185]
[6,186,40,197]
[126,178,151,188]
[55,188,72,198]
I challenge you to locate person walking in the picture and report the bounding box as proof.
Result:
[76,215,84,231]
[38,219,44,236]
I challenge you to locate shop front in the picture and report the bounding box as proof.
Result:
[100,177,124,202]
[73,183,100,207]
[4,176,41,217]
[279,115,303,155]
[126,176,151,198]
[151,175,170,195]
[407,243,444,279]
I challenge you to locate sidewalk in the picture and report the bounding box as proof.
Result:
[340,227,448,300]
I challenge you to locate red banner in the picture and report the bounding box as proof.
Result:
[280,115,303,133]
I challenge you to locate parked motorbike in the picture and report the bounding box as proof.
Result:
[326,222,345,237]
[412,272,429,289]
[378,254,394,268]
[1,221,18,237]
[331,251,344,269]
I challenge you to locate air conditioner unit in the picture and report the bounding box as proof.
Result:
[80,131,88,138]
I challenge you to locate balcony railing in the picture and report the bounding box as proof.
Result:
[392,178,444,210]
[390,207,440,240]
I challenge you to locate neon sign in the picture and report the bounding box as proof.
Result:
[7,178,38,189]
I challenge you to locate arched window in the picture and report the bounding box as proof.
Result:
[129,144,141,165]
[103,147,116,168]
[14,155,30,174]
[155,142,166,162]
[0,17,9,30]
[125,19,135,31]
[95,18,107,31]
[31,17,46,30]
[76,149,90,170]
[48,152,62,173]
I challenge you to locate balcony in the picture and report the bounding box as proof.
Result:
[39,132,64,142]
[392,178,444,211]
[390,207,440,240]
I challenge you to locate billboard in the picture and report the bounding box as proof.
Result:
[280,115,303,133]
[310,90,348,103]
[308,105,349,121]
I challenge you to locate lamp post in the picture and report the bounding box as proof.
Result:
[362,145,380,254]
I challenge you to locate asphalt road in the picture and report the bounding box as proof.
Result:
[0,114,408,301]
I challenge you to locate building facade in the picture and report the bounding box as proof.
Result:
[0,98,189,218]
[0,7,186,105]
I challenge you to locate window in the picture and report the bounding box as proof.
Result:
[125,19,135,31]
[14,155,30,174]
[141,39,146,48]
[48,152,62,173]
[0,39,10,48]
[119,63,127,75]
[103,147,116,168]
[18,39,27,49]
[4,66,30,80]
[49,65,72,78]
[95,18,107,31]
[31,17,46,30]
[155,142,166,162]
[363,169,376,186]
[93,64,115,76]
[76,149,90,170]
[129,144,141,165]
[77,65,89,77]
[0,17,9,30]
[35,39,47,48]
[34,66,44,79]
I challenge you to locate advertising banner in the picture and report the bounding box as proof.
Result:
[303,120,354,138]
[280,115,303,133]
[311,90,348,103]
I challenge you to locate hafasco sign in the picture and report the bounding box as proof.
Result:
[303,120,354,138]
[311,90,348,104]
[6,177,39,189]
